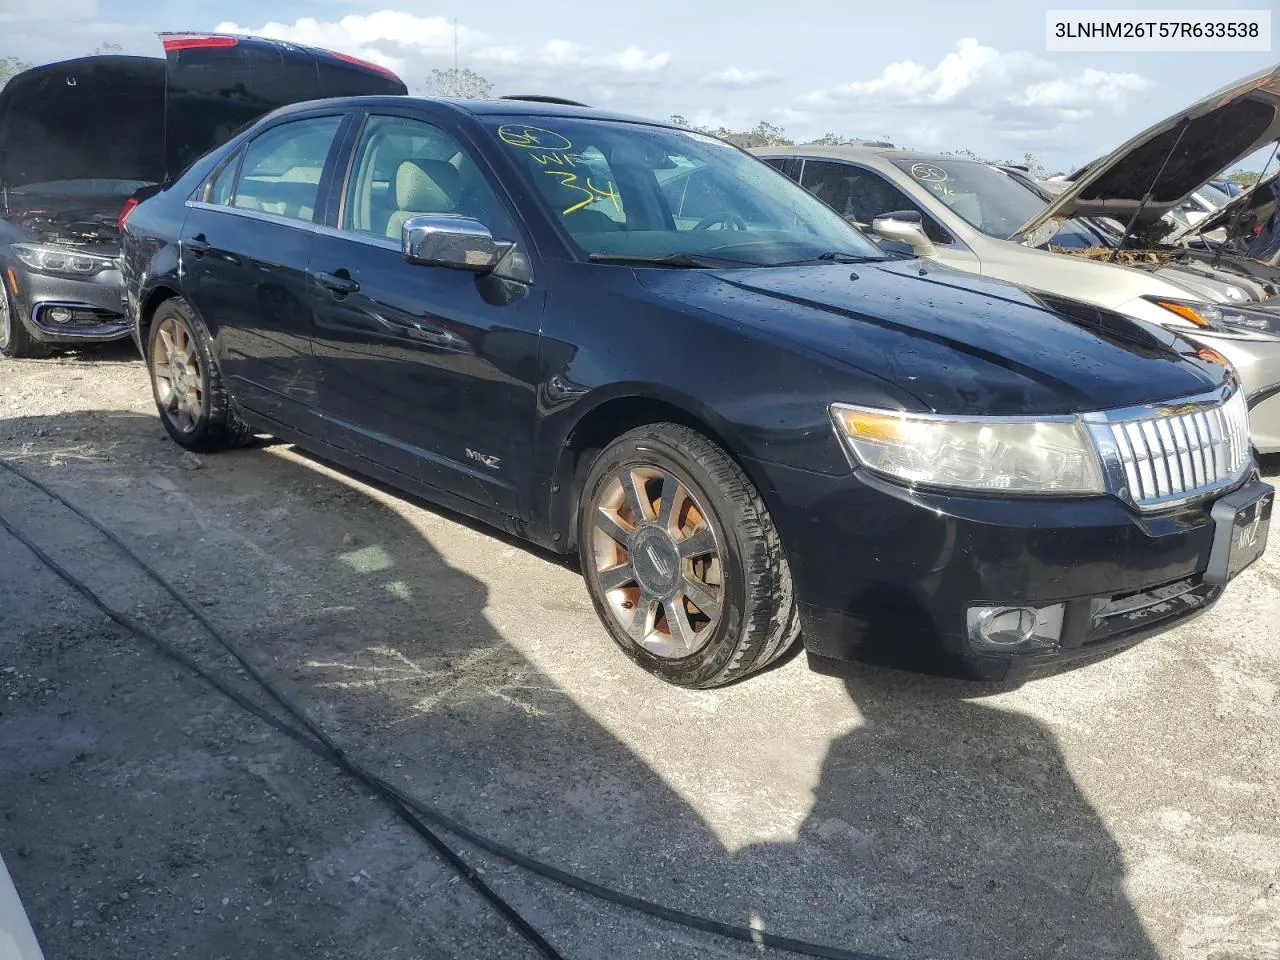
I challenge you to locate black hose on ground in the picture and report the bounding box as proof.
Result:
[0,456,893,960]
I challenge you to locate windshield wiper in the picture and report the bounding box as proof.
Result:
[779,251,887,265]
[587,253,748,268]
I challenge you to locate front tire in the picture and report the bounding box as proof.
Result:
[0,276,52,359]
[578,423,800,688]
[146,298,252,452]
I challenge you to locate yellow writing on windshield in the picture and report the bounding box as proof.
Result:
[543,169,623,215]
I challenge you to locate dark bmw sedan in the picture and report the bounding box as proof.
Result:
[0,34,405,358]
[121,96,1273,686]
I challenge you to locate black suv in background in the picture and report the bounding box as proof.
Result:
[0,33,406,357]
[121,98,1272,686]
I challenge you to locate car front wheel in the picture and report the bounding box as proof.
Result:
[0,276,51,359]
[578,423,800,687]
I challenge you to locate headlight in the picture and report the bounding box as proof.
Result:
[1146,297,1280,338]
[830,404,1105,494]
[10,242,117,277]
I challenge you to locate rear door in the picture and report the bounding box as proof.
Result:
[180,112,349,431]
[306,110,543,518]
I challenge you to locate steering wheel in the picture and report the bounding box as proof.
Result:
[693,214,747,231]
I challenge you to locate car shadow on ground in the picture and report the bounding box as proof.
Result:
[0,408,1160,960]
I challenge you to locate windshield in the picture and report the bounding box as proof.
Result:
[1199,182,1232,207]
[891,158,1045,239]
[487,117,885,266]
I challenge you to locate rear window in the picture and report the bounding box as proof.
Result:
[229,116,342,223]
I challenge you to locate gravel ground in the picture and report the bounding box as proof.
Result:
[1,345,1278,960]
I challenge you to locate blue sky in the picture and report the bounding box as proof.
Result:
[1,0,1275,172]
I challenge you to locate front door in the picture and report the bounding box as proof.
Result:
[180,113,346,432]
[308,112,542,518]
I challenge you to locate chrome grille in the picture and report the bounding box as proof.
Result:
[1091,388,1251,509]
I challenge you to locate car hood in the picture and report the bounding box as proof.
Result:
[635,260,1227,416]
[1167,168,1280,245]
[0,34,405,191]
[1014,63,1280,239]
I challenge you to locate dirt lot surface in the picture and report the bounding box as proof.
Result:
[2,346,1279,960]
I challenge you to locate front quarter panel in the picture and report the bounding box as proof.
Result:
[530,260,918,545]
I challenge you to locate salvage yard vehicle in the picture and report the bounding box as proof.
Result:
[121,97,1272,687]
[0,33,406,358]
[755,64,1280,454]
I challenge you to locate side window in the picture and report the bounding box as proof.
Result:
[343,115,515,241]
[205,148,242,206]
[761,157,802,181]
[232,116,343,223]
[801,160,952,244]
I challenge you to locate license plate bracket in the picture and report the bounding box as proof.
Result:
[1205,482,1274,586]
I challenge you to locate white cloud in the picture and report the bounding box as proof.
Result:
[215,11,671,91]
[800,38,1150,123]
[0,0,95,22]
[700,66,779,89]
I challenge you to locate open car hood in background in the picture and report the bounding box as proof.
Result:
[0,34,406,191]
[1167,169,1280,245]
[0,55,168,189]
[1014,63,1280,240]
[161,32,406,177]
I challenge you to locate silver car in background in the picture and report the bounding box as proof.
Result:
[753,65,1280,452]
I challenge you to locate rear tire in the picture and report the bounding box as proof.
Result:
[578,423,799,688]
[0,277,53,359]
[146,298,253,452]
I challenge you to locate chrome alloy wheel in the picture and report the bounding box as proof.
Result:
[589,466,724,659]
[151,316,205,433]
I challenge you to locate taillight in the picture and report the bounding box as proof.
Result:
[329,51,403,82]
[118,197,141,233]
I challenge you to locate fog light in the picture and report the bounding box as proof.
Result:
[48,307,73,324]
[966,603,1064,652]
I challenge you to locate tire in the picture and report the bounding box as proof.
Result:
[578,423,799,688]
[146,297,253,452]
[0,276,53,359]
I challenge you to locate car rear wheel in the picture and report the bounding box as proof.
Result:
[146,298,252,452]
[578,423,800,687]
[0,278,52,359]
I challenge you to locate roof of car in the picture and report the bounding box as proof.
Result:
[753,144,974,165]
[266,94,662,127]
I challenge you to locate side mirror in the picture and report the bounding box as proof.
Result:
[402,215,507,271]
[870,210,936,257]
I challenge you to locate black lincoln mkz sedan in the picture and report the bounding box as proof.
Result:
[120,96,1273,687]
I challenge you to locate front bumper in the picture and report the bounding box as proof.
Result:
[4,261,131,344]
[746,456,1267,683]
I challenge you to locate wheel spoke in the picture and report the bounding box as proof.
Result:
[596,561,637,591]
[619,469,650,524]
[655,475,681,532]
[627,597,659,644]
[677,527,716,559]
[158,326,176,361]
[679,576,721,620]
[174,323,187,356]
[663,598,695,653]
[595,508,633,546]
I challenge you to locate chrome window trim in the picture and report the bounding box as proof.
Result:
[184,199,400,251]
